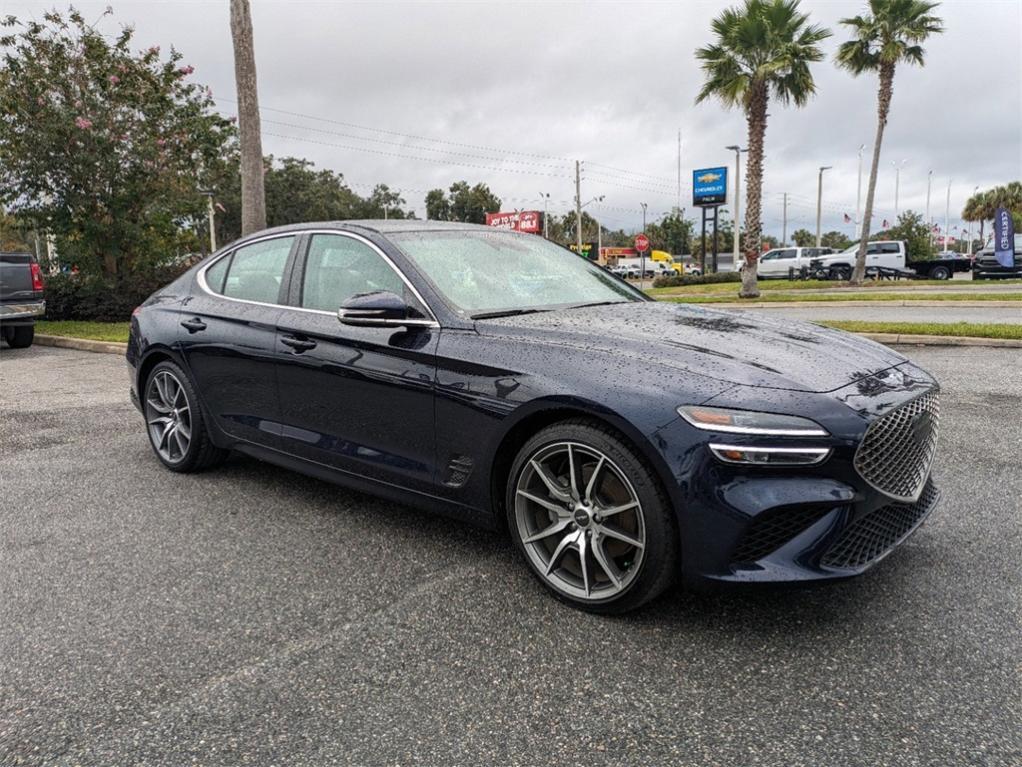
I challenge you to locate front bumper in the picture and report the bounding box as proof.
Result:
[655,368,941,585]
[0,299,45,324]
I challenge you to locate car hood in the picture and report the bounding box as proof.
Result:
[474,301,907,393]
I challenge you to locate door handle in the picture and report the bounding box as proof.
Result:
[281,335,317,352]
[181,317,207,333]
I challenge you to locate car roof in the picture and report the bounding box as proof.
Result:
[249,220,498,237]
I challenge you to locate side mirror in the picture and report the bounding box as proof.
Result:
[338,290,409,327]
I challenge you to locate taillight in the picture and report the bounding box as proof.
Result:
[30,262,44,291]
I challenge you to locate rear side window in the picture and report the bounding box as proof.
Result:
[881,243,901,253]
[776,249,797,259]
[219,236,295,304]
[300,234,406,312]
[204,255,230,293]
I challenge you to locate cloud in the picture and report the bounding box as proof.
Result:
[7,0,1020,240]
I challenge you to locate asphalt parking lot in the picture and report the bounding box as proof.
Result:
[1,344,1020,767]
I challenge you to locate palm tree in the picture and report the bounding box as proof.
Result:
[230,0,267,235]
[696,0,830,298]
[837,0,943,283]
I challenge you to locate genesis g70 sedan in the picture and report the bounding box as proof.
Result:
[128,221,941,612]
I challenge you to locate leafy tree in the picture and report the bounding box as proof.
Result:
[837,0,943,283]
[0,208,34,252]
[872,210,934,260]
[791,228,814,247]
[647,212,693,254]
[696,0,830,297]
[215,156,413,245]
[425,181,501,224]
[0,8,235,277]
[820,230,852,249]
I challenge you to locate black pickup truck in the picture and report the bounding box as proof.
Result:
[0,252,46,348]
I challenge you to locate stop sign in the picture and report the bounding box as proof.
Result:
[634,233,650,252]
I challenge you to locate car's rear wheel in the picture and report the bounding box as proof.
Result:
[144,361,227,472]
[507,419,678,613]
[929,265,950,280]
[4,325,34,348]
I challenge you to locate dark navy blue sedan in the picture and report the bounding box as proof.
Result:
[128,221,941,613]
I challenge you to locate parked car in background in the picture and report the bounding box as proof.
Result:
[742,246,835,278]
[128,221,943,613]
[972,245,1022,279]
[0,252,45,348]
[811,241,971,280]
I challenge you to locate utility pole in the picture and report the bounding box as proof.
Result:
[816,166,832,248]
[856,144,865,239]
[782,192,788,246]
[539,192,550,239]
[230,0,267,235]
[575,160,582,256]
[944,178,952,253]
[640,202,648,289]
[926,170,933,247]
[676,129,682,214]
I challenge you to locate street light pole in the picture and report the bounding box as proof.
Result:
[944,178,952,253]
[539,192,550,239]
[892,158,908,217]
[725,145,746,270]
[856,144,865,239]
[926,170,933,247]
[816,166,832,248]
[967,185,978,254]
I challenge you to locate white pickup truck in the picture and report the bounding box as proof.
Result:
[811,240,971,280]
[750,246,836,278]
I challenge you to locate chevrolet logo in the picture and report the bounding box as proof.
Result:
[697,172,722,183]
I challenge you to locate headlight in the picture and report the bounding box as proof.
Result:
[708,444,831,465]
[677,406,828,436]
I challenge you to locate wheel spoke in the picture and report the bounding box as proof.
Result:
[148,415,172,429]
[598,523,644,549]
[578,531,591,597]
[522,517,572,544]
[172,379,185,407]
[545,533,577,576]
[158,423,175,452]
[171,428,187,457]
[156,373,171,407]
[567,444,581,500]
[598,500,638,518]
[584,456,605,505]
[517,489,567,515]
[530,460,570,502]
[176,418,191,441]
[146,397,171,414]
[591,536,623,589]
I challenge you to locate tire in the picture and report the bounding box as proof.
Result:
[929,266,950,280]
[5,325,34,348]
[506,418,678,614]
[143,360,228,473]
[829,265,852,281]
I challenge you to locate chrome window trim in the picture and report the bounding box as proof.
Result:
[196,229,440,328]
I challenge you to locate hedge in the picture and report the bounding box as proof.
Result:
[652,271,742,288]
[43,266,187,322]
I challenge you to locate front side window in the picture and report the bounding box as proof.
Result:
[776,249,797,260]
[389,230,644,317]
[300,234,407,312]
[219,236,295,304]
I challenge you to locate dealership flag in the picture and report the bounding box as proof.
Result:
[993,207,1016,268]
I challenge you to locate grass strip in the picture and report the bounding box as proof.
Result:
[660,292,1022,304]
[648,278,1022,296]
[817,321,1022,340]
[35,320,131,343]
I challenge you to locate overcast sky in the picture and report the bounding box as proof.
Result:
[7,0,1022,239]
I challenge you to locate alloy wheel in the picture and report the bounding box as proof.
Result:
[514,441,646,602]
[145,370,192,464]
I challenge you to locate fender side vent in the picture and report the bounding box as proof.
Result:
[443,455,474,488]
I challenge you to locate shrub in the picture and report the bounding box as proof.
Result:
[652,271,742,288]
[43,266,187,322]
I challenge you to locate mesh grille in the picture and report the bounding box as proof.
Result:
[821,481,939,569]
[733,506,832,563]
[854,390,940,502]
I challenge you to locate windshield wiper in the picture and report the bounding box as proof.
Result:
[564,300,631,310]
[470,308,552,320]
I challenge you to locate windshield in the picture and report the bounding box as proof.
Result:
[389,230,645,317]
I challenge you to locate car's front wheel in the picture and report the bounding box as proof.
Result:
[507,419,678,613]
[144,361,228,472]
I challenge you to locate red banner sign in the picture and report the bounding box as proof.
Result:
[485,210,542,233]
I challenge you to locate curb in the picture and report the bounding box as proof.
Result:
[676,299,1022,308]
[34,334,127,355]
[32,331,1020,355]
[855,333,1022,348]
